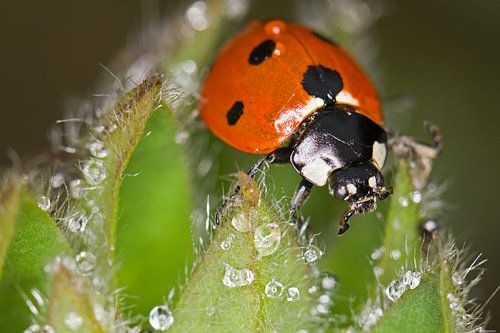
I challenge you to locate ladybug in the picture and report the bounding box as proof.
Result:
[200,20,392,234]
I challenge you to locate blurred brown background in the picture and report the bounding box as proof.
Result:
[1,0,499,328]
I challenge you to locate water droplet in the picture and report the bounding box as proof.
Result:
[452,272,464,287]
[149,305,174,331]
[222,264,254,288]
[82,159,106,185]
[389,249,401,260]
[231,211,253,232]
[373,266,384,277]
[31,288,44,306]
[286,287,300,301]
[422,219,439,233]
[75,251,96,276]
[410,191,422,203]
[93,303,108,324]
[402,271,421,289]
[447,293,460,310]
[303,245,322,264]
[185,1,208,31]
[23,325,55,333]
[38,196,51,211]
[254,223,281,256]
[67,214,88,233]
[206,306,216,317]
[88,140,108,158]
[50,173,65,188]
[69,179,86,198]
[385,279,406,302]
[321,273,338,290]
[175,130,189,145]
[64,311,83,330]
[220,234,235,251]
[265,280,284,298]
[197,158,213,176]
[224,0,249,18]
[370,246,385,260]
[359,305,383,331]
[398,196,409,207]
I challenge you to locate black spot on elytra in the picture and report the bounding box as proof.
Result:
[312,31,338,46]
[226,101,244,125]
[301,65,344,105]
[248,39,276,65]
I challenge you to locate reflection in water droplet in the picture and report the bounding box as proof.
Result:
[224,0,249,18]
[88,140,108,158]
[185,1,209,31]
[67,214,88,233]
[149,305,174,331]
[64,311,83,330]
[402,271,421,289]
[321,273,338,290]
[370,246,384,260]
[398,196,409,207]
[38,196,51,211]
[69,179,86,199]
[82,159,106,185]
[265,280,284,298]
[303,245,322,264]
[220,234,235,251]
[231,212,253,232]
[75,251,96,276]
[359,305,384,331]
[254,223,281,256]
[23,325,55,333]
[389,249,401,260]
[222,264,254,288]
[385,279,406,302]
[286,287,300,301]
[410,191,422,203]
[50,173,65,188]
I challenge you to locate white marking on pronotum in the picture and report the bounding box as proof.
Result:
[336,90,360,107]
[372,141,387,168]
[274,97,324,135]
[301,158,331,186]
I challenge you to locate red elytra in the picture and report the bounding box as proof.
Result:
[200,20,382,154]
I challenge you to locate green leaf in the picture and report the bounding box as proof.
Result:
[0,185,69,333]
[377,160,421,285]
[116,104,193,317]
[79,74,165,254]
[168,175,317,332]
[46,266,104,333]
[372,263,455,333]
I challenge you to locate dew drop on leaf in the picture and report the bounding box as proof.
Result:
[303,245,322,264]
[88,140,108,158]
[385,279,406,302]
[149,305,174,331]
[286,287,300,301]
[82,159,107,185]
[23,324,55,333]
[222,264,254,288]
[402,270,421,289]
[321,273,338,291]
[75,251,96,276]
[265,280,284,298]
[231,211,253,232]
[64,311,83,330]
[69,179,86,199]
[254,223,281,256]
[37,196,51,211]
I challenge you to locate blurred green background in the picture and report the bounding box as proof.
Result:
[1,0,498,328]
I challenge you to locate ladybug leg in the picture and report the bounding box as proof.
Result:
[289,178,314,226]
[247,146,293,178]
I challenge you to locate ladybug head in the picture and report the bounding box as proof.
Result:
[328,162,392,234]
